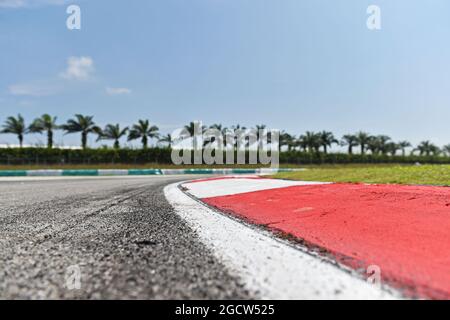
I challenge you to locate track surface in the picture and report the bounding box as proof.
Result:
[0,176,250,299]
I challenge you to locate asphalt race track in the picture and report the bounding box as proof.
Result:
[0,176,250,299]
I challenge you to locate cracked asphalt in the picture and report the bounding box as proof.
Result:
[0,176,251,299]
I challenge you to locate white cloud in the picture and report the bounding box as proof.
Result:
[7,56,99,98]
[0,0,68,8]
[106,87,132,95]
[8,83,57,96]
[60,56,95,81]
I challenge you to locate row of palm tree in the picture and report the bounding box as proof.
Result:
[279,130,447,156]
[0,114,159,149]
[1,115,449,156]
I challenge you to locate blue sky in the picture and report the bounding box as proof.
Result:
[1,0,450,148]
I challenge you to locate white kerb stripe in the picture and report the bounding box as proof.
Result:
[182,178,329,198]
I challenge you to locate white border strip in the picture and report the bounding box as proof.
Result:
[182,178,329,198]
[164,182,398,300]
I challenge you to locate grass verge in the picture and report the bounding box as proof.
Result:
[273,164,450,186]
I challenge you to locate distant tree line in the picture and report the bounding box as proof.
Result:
[279,130,447,157]
[0,114,159,150]
[1,114,450,163]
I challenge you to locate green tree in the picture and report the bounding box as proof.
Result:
[206,124,229,147]
[28,114,59,149]
[367,136,380,155]
[209,123,228,134]
[341,134,358,154]
[231,124,246,131]
[1,114,27,148]
[97,124,128,149]
[415,141,440,156]
[398,141,412,157]
[442,144,450,157]
[128,119,159,149]
[356,131,371,155]
[386,142,401,156]
[158,134,173,148]
[62,114,100,149]
[182,121,205,150]
[319,131,338,154]
[431,145,441,156]
[300,131,321,153]
[294,135,307,152]
[280,131,295,151]
[183,121,203,136]
[376,135,392,155]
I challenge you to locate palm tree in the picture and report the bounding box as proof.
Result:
[301,131,321,153]
[280,131,295,151]
[367,136,380,155]
[443,144,450,157]
[341,134,358,154]
[128,119,159,149]
[183,121,207,137]
[231,124,246,132]
[431,145,441,156]
[1,114,27,148]
[319,131,338,154]
[62,114,100,149]
[28,114,59,149]
[158,134,173,148]
[376,135,392,155]
[207,124,228,147]
[295,136,308,152]
[182,121,205,150]
[386,142,400,156]
[297,134,308,152]
[255,124,266,131]
[398,141,412,157]
[415,141,440,156]
[356,131,371,155]
[286,134,297,151]
[97,124,128,149]
[209,124,223,132]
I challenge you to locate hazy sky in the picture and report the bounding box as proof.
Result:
[1,0,450,148]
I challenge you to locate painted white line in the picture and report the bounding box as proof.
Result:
[164,182,398,300]
[182,178,329,198]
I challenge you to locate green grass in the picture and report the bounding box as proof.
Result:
[274,164,450,186]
